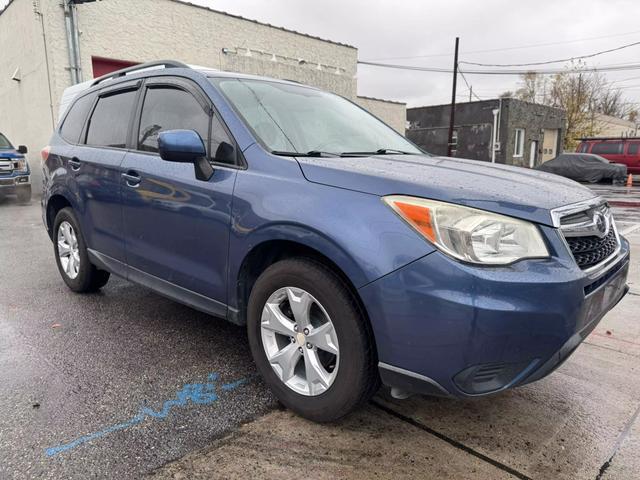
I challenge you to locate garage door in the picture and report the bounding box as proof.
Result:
[542,129,559,162]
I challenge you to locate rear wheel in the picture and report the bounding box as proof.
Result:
[247,258,379,422]
[53,207,110,292]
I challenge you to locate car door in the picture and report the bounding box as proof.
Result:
[71,81,141,263]
[120,77,238,307]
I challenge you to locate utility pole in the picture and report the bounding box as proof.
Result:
[447,37,459,157]
[469,85,473,102]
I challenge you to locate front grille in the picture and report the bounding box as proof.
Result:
[566,227,617,269]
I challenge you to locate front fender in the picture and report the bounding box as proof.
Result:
[227,152,434,309]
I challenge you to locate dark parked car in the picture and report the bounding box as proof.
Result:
[535,153,627,184]
[0,132,31,203]
[41,62,629,422]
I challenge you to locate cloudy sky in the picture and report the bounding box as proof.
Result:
[1,0,639,109]
[192,0,640,109]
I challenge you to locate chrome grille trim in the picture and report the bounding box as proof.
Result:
[551,197,622,276]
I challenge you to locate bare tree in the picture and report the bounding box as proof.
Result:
[513,63,634,149]
[515,72,549,103]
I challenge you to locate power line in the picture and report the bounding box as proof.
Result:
[459,70,483,100]
[362,29,640,62]
[460,40,640,67]
[357,60,640,75]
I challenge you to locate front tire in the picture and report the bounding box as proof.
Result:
[247,258,379,422]
[53,207,110,292]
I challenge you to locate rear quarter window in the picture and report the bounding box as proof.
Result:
[628,143,639,155]
[591,142,623,155]
[59,93,95,144]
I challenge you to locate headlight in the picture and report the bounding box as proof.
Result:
[383,195,549,265]
[15,159,28,172]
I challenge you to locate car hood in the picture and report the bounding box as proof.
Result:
[297,154,598,226]
[0,149,23,159]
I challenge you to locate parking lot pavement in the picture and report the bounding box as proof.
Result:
[154,228,640,480]
[0,197,276,480]
[1,184,639,480]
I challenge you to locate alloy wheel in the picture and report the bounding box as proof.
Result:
[57,221,80,280]
[260,287,340,396]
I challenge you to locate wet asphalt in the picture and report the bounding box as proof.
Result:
[0,197,276,479]
[1,183,639,480]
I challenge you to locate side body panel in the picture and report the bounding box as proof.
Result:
[120,153,237,303]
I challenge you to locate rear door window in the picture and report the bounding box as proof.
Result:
[591,142,624,155]
[628,143,639,155]
[86,89,137,148]
[60,93,96,144]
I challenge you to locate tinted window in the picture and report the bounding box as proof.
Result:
[86,89,137,148]
[60,93,95,144]
[210,115,236,164]
[138,87,209,154]
[0,133,12,149]
[577,142,589,153]
[628,143,639,155]
[591,142,623,155]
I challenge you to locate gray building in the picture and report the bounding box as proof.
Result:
[406,98,566,168]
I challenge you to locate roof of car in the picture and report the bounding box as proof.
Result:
[58,61,318,119]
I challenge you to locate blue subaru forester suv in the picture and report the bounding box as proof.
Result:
[42,61,629,421]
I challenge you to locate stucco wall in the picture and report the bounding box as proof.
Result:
[0,0,61,190]
[74,0,357,99]
[354,96,406,134]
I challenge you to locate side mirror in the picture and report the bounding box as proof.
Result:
[18,145,28,154]
[158,129,213,181]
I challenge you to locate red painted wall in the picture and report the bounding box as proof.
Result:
[91,56,138,78]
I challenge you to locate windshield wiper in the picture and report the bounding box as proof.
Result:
[339,148,414,156]
[271,150,338,157]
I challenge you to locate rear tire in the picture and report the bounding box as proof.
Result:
[247,258,379,422]
[53,207,110,292]
[17,185,31,204]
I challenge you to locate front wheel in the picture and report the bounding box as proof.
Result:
[53,207,110,292]
[247,258,379,422]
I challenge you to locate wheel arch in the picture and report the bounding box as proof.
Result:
[232,239,374,348]
[45,192,75,239]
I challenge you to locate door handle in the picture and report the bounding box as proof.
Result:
[68,157,81,171]
[122,171,141,187]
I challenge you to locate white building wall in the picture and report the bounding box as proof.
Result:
[0,0,60,190]
[74,0,357,99]
[0,0,407,194]
[355,96,407,134]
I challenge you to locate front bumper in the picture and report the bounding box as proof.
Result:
[0,174,30,193]
[360,228,630,398]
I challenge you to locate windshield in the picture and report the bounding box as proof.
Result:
[211,78,422,156]
[0,133,13,149]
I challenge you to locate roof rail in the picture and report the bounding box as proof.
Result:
[91,60,190,86]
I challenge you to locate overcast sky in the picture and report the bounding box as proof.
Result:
[2,0,639,109]
[192,0,640,109]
